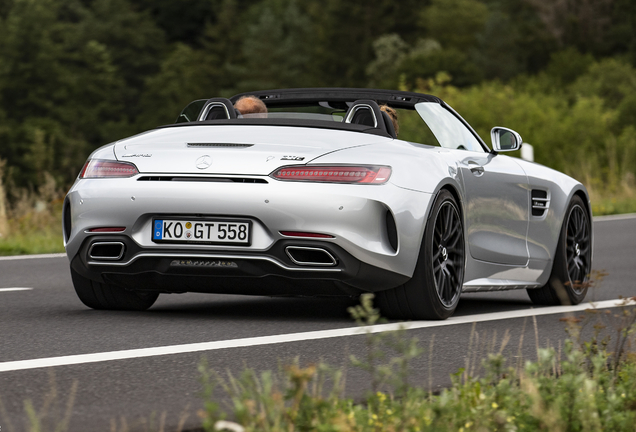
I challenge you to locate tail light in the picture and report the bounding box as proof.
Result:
[79,160,139,178]
[271,165,391,184]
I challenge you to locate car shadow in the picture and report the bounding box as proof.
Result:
[455,291,534,317]
[148,294,361,323]
[145,290,536,323]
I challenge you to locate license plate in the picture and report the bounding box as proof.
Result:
[152,219,251,245]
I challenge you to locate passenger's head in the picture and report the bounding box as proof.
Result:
[379,104,399,136]
[234,95,268,116]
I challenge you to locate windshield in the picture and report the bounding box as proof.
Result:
[415,103,485,152]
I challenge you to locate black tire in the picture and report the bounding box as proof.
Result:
[527,195,591,305]
[70,268,159,311]
[376,189,465,320]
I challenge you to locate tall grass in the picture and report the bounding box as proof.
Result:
[200,295,636,432]
[0,167,65,256]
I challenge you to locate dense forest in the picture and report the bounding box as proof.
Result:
[1,0,636,200]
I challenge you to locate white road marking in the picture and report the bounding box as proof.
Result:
[0,253,66,261]
[594,213,636,222]
[0,299,632,373]
[0,288,33,292]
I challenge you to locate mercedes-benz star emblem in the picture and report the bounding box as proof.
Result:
[195,155,212,169]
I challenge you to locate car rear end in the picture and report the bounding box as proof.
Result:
[64,125,433,297]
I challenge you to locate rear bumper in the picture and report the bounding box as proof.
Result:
[70,234,410,296]
[64,176,434,279]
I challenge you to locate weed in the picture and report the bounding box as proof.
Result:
[0,170,65,255]
[198,294,636,432]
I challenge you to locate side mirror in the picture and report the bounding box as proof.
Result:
[491,127,522,152]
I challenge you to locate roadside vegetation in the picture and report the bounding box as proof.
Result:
[197,294,636,432]
[2,291,636,431]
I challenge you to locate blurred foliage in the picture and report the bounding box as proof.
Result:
[407,56,636,197]
[0,0,636,209]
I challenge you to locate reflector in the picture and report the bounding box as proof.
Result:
[80,160,139,178]
[271,165,391,184]
[88,227,126,233]
[280,231,334,238]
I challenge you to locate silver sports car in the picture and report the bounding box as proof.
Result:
[63,88,592,320]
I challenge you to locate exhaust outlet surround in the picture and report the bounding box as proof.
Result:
[285,246,337,266]
[88,242,125,261]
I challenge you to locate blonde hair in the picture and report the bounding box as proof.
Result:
[379,104,399,136]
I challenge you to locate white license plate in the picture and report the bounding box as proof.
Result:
[152,219,251,245]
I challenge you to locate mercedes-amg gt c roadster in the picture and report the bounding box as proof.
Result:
[63,88,592,319]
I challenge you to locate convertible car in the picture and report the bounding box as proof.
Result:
[63,88,592,320]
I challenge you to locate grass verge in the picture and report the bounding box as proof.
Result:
[199,295,636,432]
[0,200,65,256]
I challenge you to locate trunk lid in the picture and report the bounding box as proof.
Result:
[114,125,390,175]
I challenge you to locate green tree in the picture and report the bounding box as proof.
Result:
[236,0,315,91]
[0,0,123,187]
[421,0,489,50]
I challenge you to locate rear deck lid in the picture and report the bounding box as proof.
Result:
[114,125,390,175]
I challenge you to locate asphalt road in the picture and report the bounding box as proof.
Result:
[0,215,635,431]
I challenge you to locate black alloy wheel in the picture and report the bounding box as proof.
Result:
[565,203,591,292]
[527,195,592,305]
[376,189,465,320]
[432,199,465,308]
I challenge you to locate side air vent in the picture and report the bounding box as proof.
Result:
[187,143,254,148]
[138,176,268,184]
[531,190,549,217]
[386,209,398,252]
[63,198,72,243]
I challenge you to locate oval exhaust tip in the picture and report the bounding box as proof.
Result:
[285,246,337,266]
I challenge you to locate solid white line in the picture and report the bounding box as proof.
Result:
[0,299,632,373]
[0,288,33,292]
[0,253,66,261]
[594,213,636,222]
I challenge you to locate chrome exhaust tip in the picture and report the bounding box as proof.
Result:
[285,246,337,266]
[88,242,125,261]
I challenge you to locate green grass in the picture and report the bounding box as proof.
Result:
[0,200,65,256]
[592,195,636,216]
[0,228,65,255]
[197,295,636,432]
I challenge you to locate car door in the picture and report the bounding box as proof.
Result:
[457,151,529,265]
[415,102,529,266]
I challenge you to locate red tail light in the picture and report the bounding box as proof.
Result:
[88,227,126,233]
[80,160,139,178]
[271,165,391,184]
[280,231,334,238]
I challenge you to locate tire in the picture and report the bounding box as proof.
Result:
[71,268,159,311]
[527,195,591,306]
[376,189,465,320]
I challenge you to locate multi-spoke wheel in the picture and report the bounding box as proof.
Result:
[527,195,592,305]
[377,189,465,320]
[431,199,465,309]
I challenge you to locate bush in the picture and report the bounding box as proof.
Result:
[200,295,636,432]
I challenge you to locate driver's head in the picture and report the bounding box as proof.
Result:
[380,104,399,136]
[234,96,267,115]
